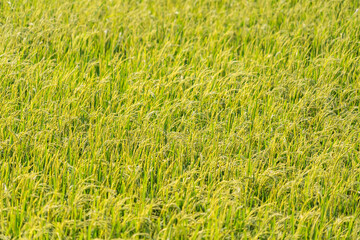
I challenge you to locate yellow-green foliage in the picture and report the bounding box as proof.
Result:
[1,0,360,239]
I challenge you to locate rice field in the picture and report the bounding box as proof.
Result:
[1,0,360,239]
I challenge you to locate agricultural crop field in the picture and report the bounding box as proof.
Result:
[1,0,360,239]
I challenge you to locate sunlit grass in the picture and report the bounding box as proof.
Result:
[1,0,360,239]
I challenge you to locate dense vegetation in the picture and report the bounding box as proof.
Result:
[1,0,360,238]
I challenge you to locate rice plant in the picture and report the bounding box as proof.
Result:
[1,0,360,239]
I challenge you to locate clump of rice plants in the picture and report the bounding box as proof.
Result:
[1,0,360,239]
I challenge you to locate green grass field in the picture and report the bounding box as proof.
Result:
[1,0,360,239]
